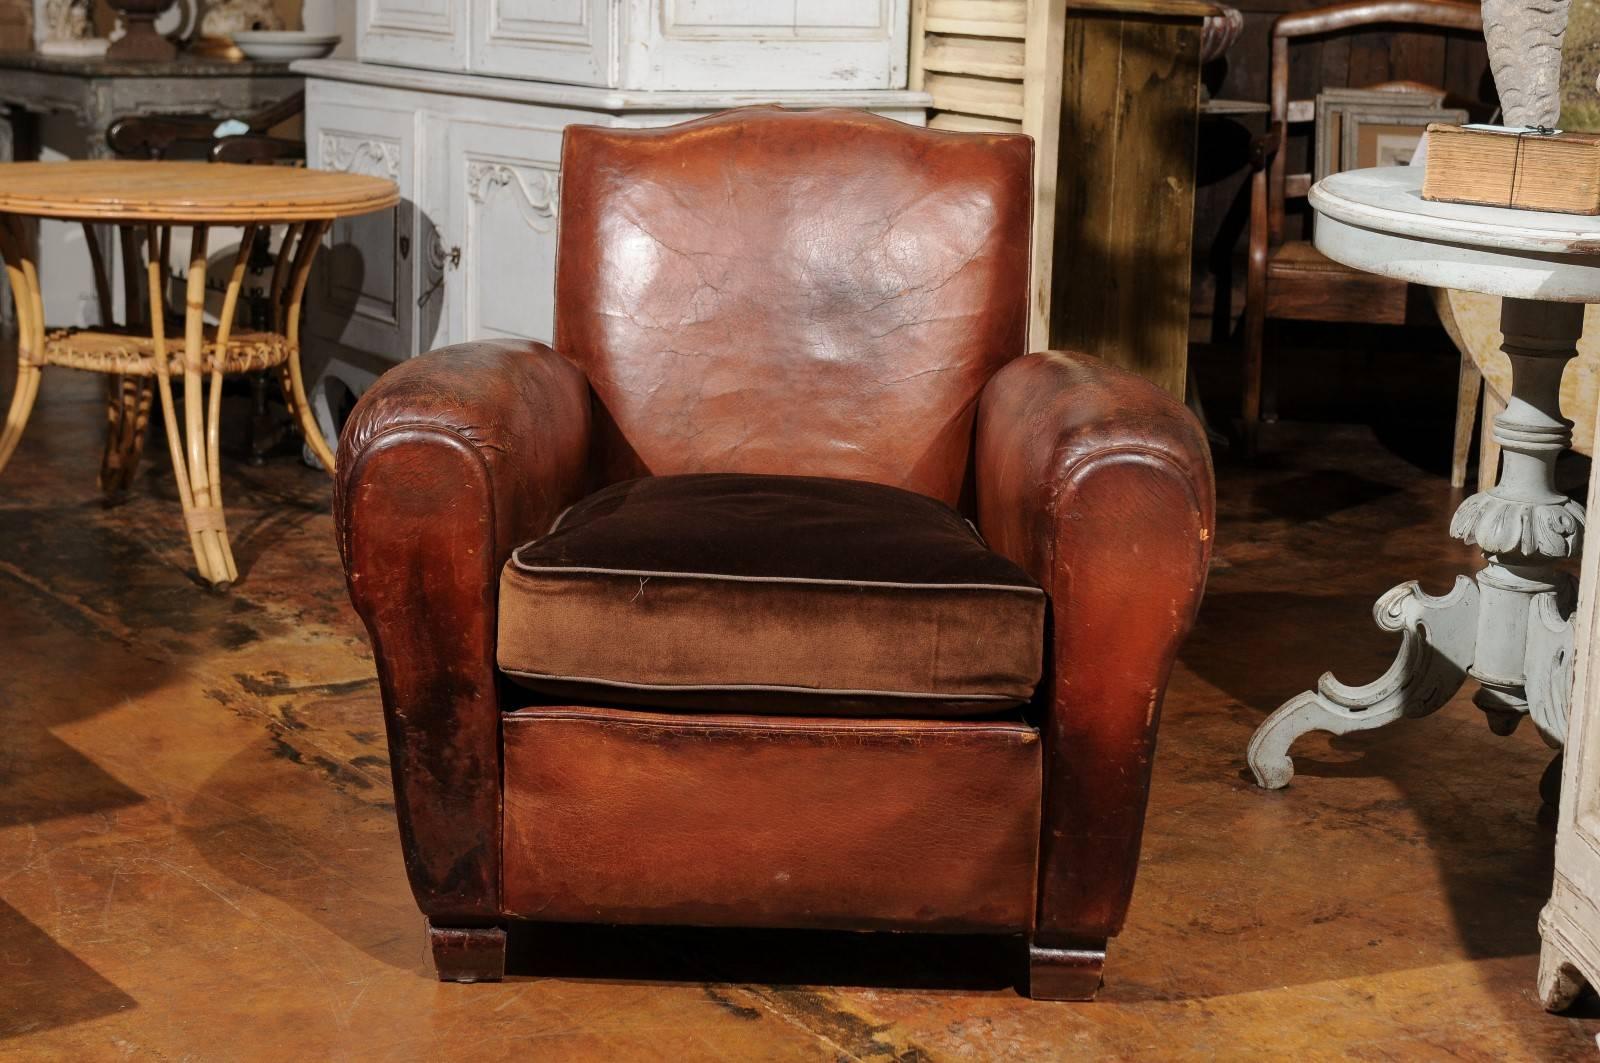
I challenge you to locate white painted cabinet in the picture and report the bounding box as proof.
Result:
[359,0,909,90]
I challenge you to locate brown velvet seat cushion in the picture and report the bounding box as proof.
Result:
[497,473,1045,716]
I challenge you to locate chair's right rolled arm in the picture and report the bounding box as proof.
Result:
[976,350,1215,949]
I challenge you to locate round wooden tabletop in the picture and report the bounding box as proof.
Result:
[0,160,399,222]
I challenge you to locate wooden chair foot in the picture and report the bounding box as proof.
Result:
[1028,936,1106,1001]
[428,921,506,983]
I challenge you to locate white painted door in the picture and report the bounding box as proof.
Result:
[438,113,566,346]
[1540,412,1600,1009]
[470,0,614,87]
[305,94,423,362]
[357,0,469,70]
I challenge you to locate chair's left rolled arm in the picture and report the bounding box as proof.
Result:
[334,339,591,924]
[976,350,1215,950]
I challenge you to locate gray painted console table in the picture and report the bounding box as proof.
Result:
[0,52,300,161]
[1248,165,1600,789]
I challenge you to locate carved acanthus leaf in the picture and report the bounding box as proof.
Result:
[1449,492,1585,558]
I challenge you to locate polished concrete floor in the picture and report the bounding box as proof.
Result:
[3,355,1600,1061]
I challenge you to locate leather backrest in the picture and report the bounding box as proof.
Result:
[555,107,1032,506]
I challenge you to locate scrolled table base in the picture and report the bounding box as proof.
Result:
[1249,296,1581,789]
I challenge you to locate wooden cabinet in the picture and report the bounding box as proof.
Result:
[911,0,1212,398]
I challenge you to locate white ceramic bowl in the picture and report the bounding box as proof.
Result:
[230,31,340,61]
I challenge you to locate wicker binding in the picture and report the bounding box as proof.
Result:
[43,326,292,376]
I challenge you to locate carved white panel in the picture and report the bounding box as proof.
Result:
[471,0,612,85]
[358,0,468,70]
[468,0,907,89]
[443,117,566,345]
[305,97,420,361]
[664,0,890,38]
[623,0,907,90]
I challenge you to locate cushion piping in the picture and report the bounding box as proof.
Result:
[507,556,1045,596]
[507,706,1038,737]
[498,668,1026,701]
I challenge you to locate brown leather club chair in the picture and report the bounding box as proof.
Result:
[334,107,1214,1001]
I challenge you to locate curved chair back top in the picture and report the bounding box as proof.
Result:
[555,107,1034,506]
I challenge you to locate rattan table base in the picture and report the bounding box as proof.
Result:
[0,161,397,587]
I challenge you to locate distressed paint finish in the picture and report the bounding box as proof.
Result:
[2,355,1600,1055]
[1251,167,1600,787]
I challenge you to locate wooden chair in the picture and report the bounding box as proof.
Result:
[104,91,305,164]
[1242,0,1483,449]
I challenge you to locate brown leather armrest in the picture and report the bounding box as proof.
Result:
[975,351,1214,945]
[334,340,591,923]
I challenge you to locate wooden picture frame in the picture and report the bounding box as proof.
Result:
[1313,88,1461,180]
[1342,108,1466,171]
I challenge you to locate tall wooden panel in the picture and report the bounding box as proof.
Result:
[912,0,1208,397]
[1051,1,1207,397]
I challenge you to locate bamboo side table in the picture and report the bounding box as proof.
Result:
[0,160,397,587]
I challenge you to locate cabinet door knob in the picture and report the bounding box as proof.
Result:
[418,237,462,308]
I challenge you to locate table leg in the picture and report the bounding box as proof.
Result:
[99,374,153,499]
[278,219,336,473]
[146,227,213,583]
[144,225,256,587]
[0,213,43,476]
[1248,297,1581,788]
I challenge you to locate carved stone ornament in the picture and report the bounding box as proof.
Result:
[36,0,107,56]
[1482,0,1571,127]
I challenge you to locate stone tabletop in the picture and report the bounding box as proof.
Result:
[0,51,294,78]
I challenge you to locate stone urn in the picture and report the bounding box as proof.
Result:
[106,0,176,61]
